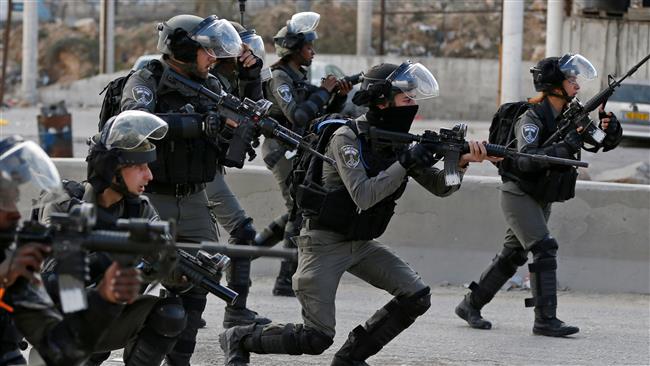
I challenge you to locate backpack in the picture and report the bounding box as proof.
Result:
[488,101,531,174]
[97,60,163,132]
[98,70,136,132]
[288,114,354,208]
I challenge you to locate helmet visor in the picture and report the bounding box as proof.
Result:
[192,18,243,58]
[103,111,168,150]
[389,62,439,100]
[287,12,320,33]
[241,31,266,64]
[0,140,62,212]
[559,54,597,81]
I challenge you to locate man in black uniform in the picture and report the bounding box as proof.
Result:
[261,11,352,296]
[39,111,189,366]
[0,136,142,366]
[219,61,496,366]
[120,14,269,365]
[455,53,622,337]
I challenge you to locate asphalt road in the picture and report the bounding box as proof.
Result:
[83,276,650,366]
[1,106,648,182]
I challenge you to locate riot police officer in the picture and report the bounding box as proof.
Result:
[219,61,495,365]
[206,21,273,329]
[455,54,622,337]
[38,111,189,366]
[0,136,142,366]
[260,11,352,296]
[119,14,269,365]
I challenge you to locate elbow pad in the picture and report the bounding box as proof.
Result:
[156,113,203,139]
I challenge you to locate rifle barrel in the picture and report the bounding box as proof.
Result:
[190,242,299,262]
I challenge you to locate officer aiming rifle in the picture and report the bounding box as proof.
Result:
[543,53,650,146]
[369,123,589,186]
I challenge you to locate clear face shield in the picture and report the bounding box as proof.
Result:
[559,53,597,84]
[102,111,168,150]
[387,62,440,100]
[287,12,320,34]
[241,30,272,81]
[0,140,63,217]
[191,17,243,58]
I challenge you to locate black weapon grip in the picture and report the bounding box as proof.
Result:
[461,142,508,158]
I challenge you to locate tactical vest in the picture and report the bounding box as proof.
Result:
[297,121,408,240]
[502,103,578,203]
[148,65,219,185]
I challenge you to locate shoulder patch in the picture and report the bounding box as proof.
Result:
[132,85,154,105]
[521,124,539,144]
[339,144,360,168]
[277,84,292,103]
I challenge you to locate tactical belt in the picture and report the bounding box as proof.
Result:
[146,183,206,197]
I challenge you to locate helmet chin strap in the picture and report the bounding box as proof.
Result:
[168,57,204,80]
[546,87,574,104]
[110,171,138,200]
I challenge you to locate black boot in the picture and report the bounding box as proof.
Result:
[225,219,272,328]
[219,324,256,366]
[0,313,26,365]
[456,247,527,330]
[527,238,579,337]
[273,260,297,297]
[332,288,431,365]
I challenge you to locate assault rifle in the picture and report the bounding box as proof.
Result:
[0,203,176,313]
[369,124,589,186]
[3,203,241,308]
[543,53,650,146]
[160,67,334,167]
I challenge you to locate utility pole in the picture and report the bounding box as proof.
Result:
[379,0,385,55]
[546,0,564,57]
[21,0,38,104]
[1,0,12,107]
[356,0,372,55]
[499,0,524,104]
[100,0,115,74]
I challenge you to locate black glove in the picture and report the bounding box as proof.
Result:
[238,56,263,80]
[599,110,620,134]
[399,143,435,170]
[563,129,583,153]
[203,111,223,139]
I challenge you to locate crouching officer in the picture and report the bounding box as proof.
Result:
[39,111,188,365]
[120,14,270,364]
[206,21,272,328]
[455,54,622,337]
[219,61,496,365]
[261,11,352,296]
[0,136,143,366]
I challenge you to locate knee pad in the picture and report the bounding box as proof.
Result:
[229,217,256,244]
[530,236,558,260]
[397,287,431,318]
[146,297,187,337]
[298,325,333,355]
[497,247,528,276]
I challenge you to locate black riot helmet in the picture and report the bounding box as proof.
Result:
[530,53,597,92]
[0,136,63,218]
[273,12,320,58]
[157,14,243,63]
[87,111,168,196]
[353,61,439,107]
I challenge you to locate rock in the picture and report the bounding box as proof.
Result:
[592,161,650,184]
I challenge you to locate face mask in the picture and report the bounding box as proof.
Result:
[367,105,419,134]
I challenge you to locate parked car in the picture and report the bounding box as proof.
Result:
[606,79,650,141]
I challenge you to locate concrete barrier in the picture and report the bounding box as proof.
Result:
[52,159,650,294]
